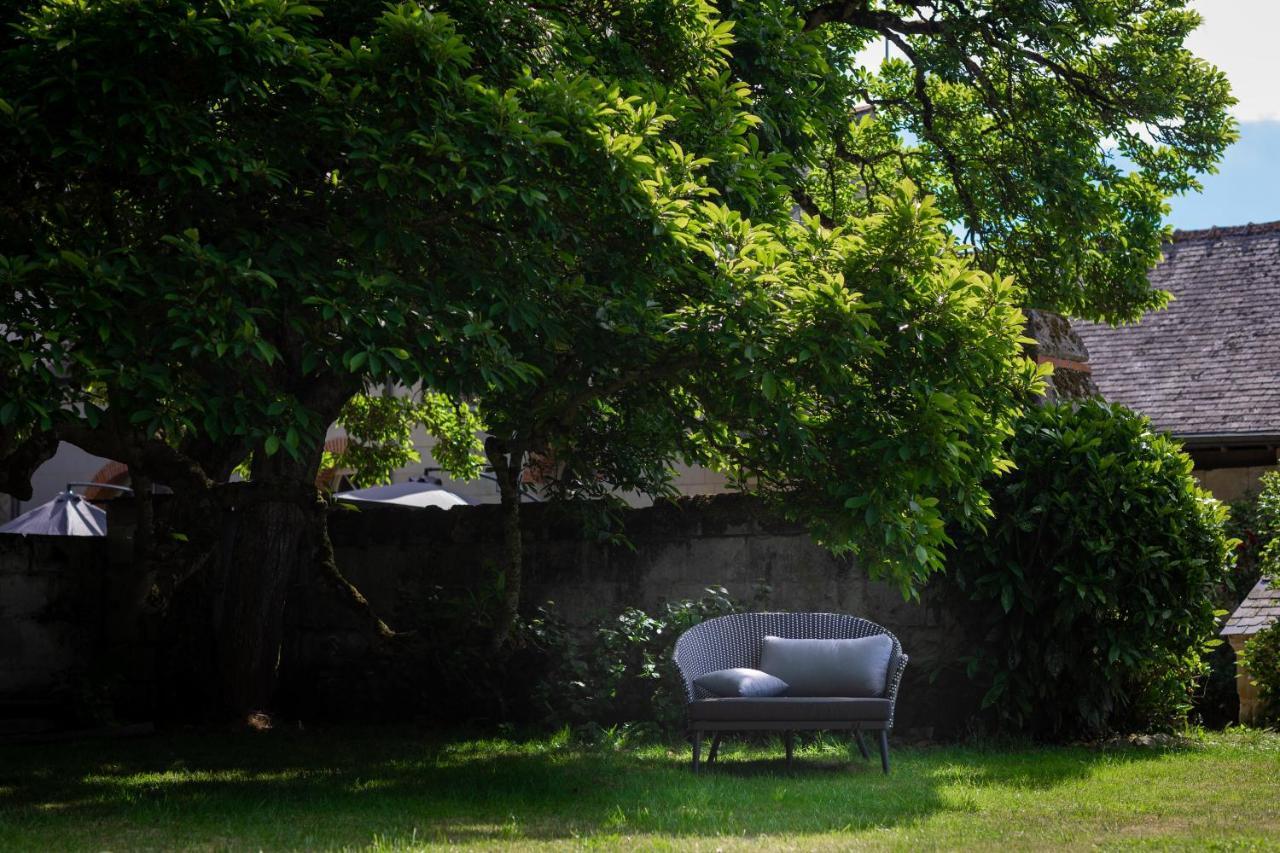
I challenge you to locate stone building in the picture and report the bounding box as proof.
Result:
[1075,222,1280,501]
[1221,578,1280,724]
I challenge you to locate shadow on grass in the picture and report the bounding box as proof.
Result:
[0,727,1195,846]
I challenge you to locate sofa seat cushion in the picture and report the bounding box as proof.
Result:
[688,697,892,722]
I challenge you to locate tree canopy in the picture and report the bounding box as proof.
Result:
[0,0,1232,713]
[752,0,1234,323]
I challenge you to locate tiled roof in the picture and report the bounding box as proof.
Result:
[1074,222,1280,437]
[1222,577,1280,636]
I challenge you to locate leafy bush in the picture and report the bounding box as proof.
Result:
[376,579,755,732]
[945,400,1233,738]
[1223,472,1280,599]
[532,587,757,732]
[1224,497,1264,602]
[1249,471,1280,585]
[1240,620,1280,727]
[1197,480,1280,727]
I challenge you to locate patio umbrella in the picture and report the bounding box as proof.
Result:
[334,480,472,510]
[0,490,107,536]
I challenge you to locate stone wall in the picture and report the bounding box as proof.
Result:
[2,496,981,735]
[1024,309,1098,401]
[0,535,112,699]
[1195,465,1278,503]
[287,495,978,735]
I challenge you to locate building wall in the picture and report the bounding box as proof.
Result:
[1194,465,1278,503]
[0,535,111,697]
[1228,635,1263,725]
[376,426,733,506]
[5,431,734,521]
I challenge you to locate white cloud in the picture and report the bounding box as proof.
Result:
[1186,0,1280,122]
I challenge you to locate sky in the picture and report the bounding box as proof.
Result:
[1170,0,1280,229]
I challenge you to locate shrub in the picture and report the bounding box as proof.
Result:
[532,586,755,732]
[312,571,754,731]
[945,400,1233,738]
[1240,620,1280,727]
[1224,471,1280,600]
[1251,471,1280,584]
[1199,479,1280,726]
[1225,496,1264,603]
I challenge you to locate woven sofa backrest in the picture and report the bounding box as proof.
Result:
[672,612,900,702]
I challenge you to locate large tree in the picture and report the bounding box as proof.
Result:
[0,0,1231,716]
[449,0,1235,641]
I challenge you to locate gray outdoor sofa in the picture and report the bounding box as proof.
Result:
[673,612,908,774]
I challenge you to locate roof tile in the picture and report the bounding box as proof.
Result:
[1076,223,1280,436]
[1223,578,1280,636]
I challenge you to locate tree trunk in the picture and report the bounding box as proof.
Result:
[90,472,158,719]
[486,436,525,652]
[212,448,323,720]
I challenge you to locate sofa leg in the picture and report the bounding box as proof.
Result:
[692,730,702,774]
[878,730,890,775]
[708,733,722,764]
[853,730,871,761]
[784,731,794,770]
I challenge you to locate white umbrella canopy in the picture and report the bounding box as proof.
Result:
[334,481,472,510]
[0,490,107,537]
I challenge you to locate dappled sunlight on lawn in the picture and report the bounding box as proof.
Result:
[0,728,1276,849]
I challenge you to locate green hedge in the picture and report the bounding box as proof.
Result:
[945,400,1233,737]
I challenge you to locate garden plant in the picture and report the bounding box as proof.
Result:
[945,401,1234,737]
[1241,619,1280,727]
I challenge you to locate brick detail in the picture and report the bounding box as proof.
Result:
[1035,355,1092,374]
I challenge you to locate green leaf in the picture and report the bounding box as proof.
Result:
[58,250,88,271]
[761,372,777,401]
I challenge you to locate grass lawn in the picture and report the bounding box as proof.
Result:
[1,726,1277,850]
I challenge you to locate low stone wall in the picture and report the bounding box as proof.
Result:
[2,496,981,735]
[0,535,111,699]
[289,495,979,735]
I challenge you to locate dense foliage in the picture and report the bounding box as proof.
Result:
[946,401,1233,738]
[1226,492,1268,603]
[0,0,1234,716]
[327,392,485,488]
[534,587,758,731]
[331,581,748,732]
[1244,471,1280,584]
[779,0,1234,323]
[1234,472,1280,727]
[1240,621,1280,727]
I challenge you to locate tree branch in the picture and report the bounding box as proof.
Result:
[53,421,215,494]
[882,29,984,241]
[791,186,837,229]
[0,431,59,500]
[804,2,945,34]
[312,505,398,642]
